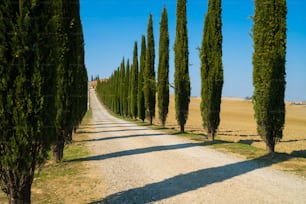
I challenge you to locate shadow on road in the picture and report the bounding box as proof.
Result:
[78,133,166,143]
[67,142,206,162]
[77,128,149,134]
[88,154,290,204]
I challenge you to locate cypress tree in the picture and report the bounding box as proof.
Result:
[0,0,56,202]
[52,0,87,161]
[200,0,223,142]
[144,14,156,125]
[70,0,88,134]
[119,58,126,115]
[131,42,139,119]
[138,35,146,122]
[157,7,170,127]
[52,0,70,161]
[114,68,120,114]
[252,0,287,153]
[125,59,130,117]
[174,0,190,133]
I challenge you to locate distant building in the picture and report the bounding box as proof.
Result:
[90,78,108,89]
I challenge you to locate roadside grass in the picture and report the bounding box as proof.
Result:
[31,141,90,204]
[0,108,102,204]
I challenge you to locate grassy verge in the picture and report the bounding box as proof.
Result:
[0,108,103,203]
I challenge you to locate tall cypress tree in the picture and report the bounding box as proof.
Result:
[174,0,190,133]
[144,14,156,125]
[0,0,56,202]
[125,59,130,117]
[52,0,70,161]
[138,35,146,122]
[68,0,88,134]
[200,0,223,142]
[252,0,287,153]
[130,42,139,119]
[52,0,87,161]
[119,58,126,115]
[157,7,170,127]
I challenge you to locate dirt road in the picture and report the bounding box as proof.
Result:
[80,90,306,204]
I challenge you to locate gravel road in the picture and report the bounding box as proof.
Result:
[80,90,306,204]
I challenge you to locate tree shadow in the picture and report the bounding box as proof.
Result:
[78,124,139,130]
[218,130,258,137]
[89,154,290,204]
[291,150,306,158]
[280,139,306,143]
[67,142,208,163]
[238,139,262,145]
[79,133,165,143]
[76,128,148,134]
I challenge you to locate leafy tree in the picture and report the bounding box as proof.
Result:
[0,0,56,202]
[144,14,156,125]
[252,0,287,153]
[200,0,223,142]
[130,42,139,119]
[138,35,146,122]
[157,7,170,127]
[174,0,190,133]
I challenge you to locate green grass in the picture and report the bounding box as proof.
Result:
[0,141,90,204]
[0,109,93,203]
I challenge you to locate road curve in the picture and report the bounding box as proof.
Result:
[80,89,306,204]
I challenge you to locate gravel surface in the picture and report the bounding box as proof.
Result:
[82,90,306,204]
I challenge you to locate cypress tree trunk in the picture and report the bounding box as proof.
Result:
[157,7,170,127]
[174,0,190,133]
[200,0,223,142]
[52,131,65,162]
[8,176,32,204]
[252,0,287,153]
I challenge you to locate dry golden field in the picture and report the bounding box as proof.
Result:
[154,95,306,155]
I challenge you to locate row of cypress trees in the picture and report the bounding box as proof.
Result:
[97,0,287,153]
[0,0,87,203]
[96,8,170,127]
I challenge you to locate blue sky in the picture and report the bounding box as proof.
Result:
[80,0,306,102]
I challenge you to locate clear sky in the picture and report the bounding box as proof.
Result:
[80,0,306,102]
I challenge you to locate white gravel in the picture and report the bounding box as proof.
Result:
[83,90,306,204]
